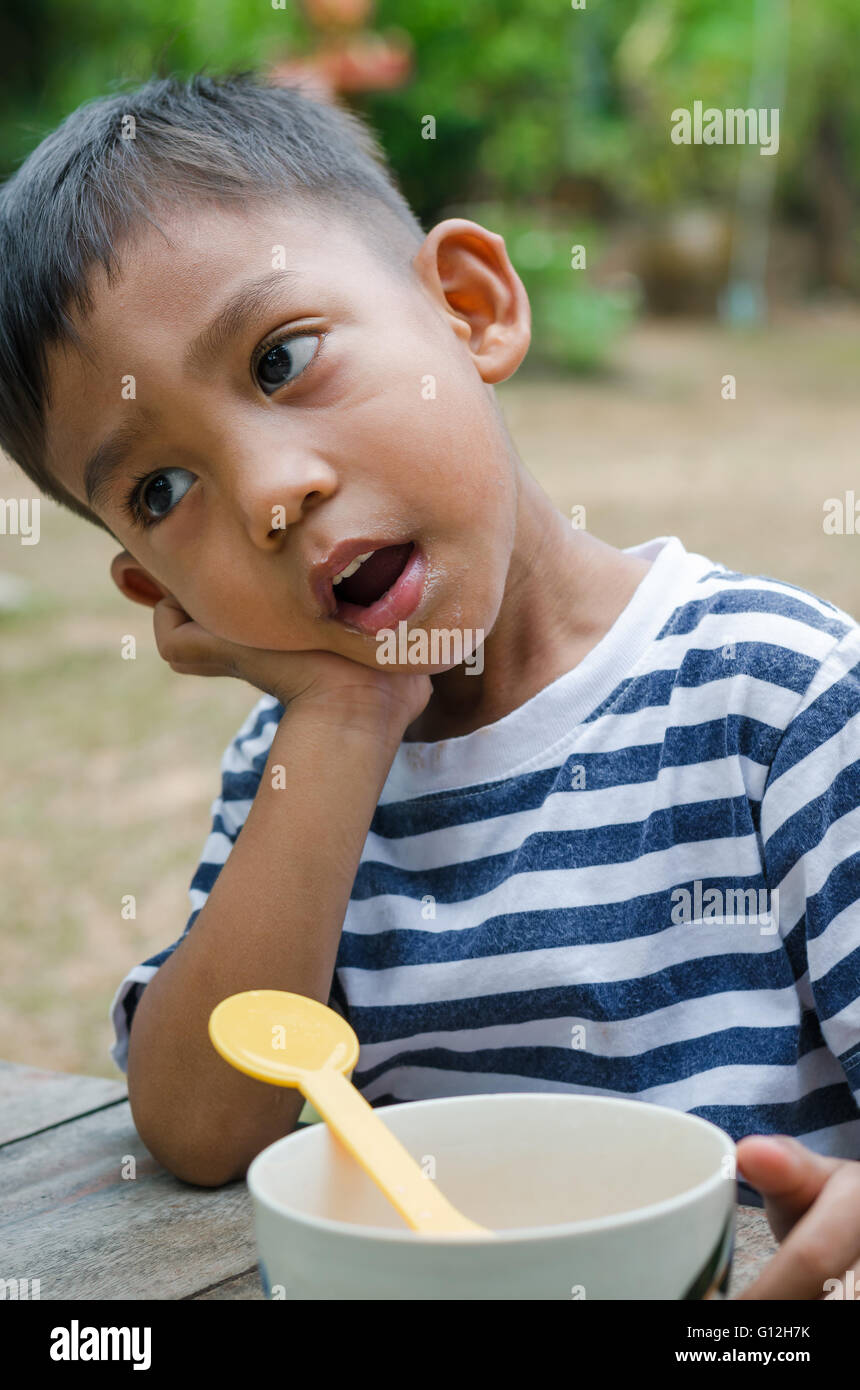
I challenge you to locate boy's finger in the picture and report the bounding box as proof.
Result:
[734,1163,860,1300]
[152,596,195,651]
[151,593,193,630]
[154,591,190,617]
[152,598,231,671]
[736,1135,841,1239]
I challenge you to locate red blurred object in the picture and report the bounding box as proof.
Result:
[321,34,412,90]
[302,0,374,28]
[271,31,412,100]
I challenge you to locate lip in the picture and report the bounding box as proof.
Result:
[310,538,426,634]
[310,538,425,629]
[310,538,388,617]
[335,543,426,635]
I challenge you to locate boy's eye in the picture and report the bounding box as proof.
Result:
[124,466,195,528]
[121,331,323,530]
[252,331,321,396]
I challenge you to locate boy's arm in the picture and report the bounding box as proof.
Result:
[735,625,860,1298]
[126,693,407,1188]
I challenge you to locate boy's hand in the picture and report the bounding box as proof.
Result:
[734,1135,860,1299]
[151,592,432,731]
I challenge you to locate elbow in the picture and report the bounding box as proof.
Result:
[124,1005,301,1187]
[128,1091,248,1188]
[126,1057,246,1190]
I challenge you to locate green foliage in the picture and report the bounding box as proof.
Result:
[3,0,859,211]
[458,203,638,373]
[0,0,304,174]
[362,0,573,222]
[1,0,858,365]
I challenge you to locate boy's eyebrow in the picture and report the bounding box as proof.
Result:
[83,409,155,512]
[82,269,301,512]
[182,268,303,377]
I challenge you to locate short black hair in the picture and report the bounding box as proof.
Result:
[0,68,425,537]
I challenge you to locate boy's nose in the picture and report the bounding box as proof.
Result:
[228,452,340,543]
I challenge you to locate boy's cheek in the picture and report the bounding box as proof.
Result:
[175,584,309,653]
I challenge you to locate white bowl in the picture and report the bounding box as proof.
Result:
[248,1092,736,1300]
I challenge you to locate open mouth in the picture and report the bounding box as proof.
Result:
[329,541,426,635]
[332,542,414,607]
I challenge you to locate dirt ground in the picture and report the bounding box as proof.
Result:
[2,306,858,1079]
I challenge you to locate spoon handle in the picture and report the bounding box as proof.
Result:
[302,1068,490,1237]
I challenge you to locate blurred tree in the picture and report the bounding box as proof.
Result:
[0,0,856,356]
[2,0,858,248]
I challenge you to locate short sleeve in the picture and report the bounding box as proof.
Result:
[108,693,284,1074]
[758,625,860,1114]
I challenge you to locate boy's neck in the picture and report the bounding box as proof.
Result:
[403,468,652,743]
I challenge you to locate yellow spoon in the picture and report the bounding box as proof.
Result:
[208,989,491,1238]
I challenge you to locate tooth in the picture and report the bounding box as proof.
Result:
[332,551,374,585]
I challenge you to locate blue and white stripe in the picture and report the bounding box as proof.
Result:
[109,536,860,1184]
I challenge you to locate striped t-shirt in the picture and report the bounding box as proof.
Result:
[110,534,860,1195]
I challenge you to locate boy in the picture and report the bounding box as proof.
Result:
[1,71,858,1300]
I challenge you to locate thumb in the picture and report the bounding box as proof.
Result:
[736,1135,841,1241]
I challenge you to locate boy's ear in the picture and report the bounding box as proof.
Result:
[412,218,531,384]
[109,550,173,609]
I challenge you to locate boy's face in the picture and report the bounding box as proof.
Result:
[43,202,529,666]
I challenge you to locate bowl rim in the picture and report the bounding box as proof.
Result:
[247,1091,737,1246]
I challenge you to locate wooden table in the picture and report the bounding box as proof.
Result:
[0,1061,778,1300]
